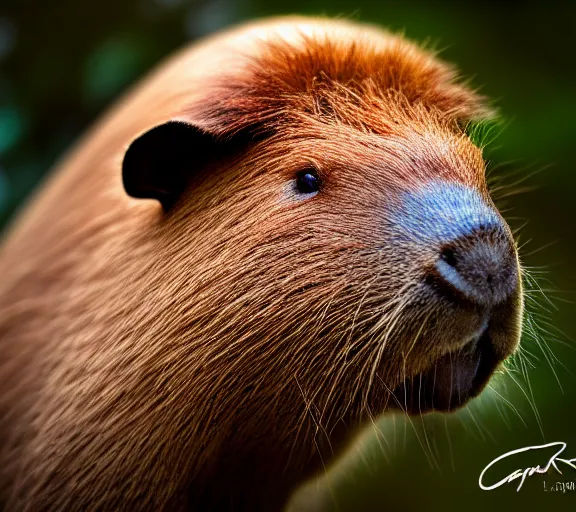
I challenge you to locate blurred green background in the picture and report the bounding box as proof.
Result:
[0,1,574,510]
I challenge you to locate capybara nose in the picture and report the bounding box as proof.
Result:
[396,180,520,308]
[434,223,519,307]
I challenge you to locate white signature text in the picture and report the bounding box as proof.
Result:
[479,442,576,491]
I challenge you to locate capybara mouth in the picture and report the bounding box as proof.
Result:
[391,326,500,414]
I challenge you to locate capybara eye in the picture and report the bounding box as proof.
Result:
[296,170,320,194]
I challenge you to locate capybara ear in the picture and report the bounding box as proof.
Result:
[122,121,218,210]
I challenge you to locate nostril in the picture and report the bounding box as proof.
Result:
[440,247,458,267]
[433,231,518,307]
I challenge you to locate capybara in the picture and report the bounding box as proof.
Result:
[0,16,523,511]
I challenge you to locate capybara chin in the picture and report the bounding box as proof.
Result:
[0,15,523,512]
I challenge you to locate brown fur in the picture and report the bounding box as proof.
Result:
[0,16,522,511]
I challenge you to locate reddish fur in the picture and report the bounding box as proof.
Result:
[0,17,521,511]
[195,31,491,137]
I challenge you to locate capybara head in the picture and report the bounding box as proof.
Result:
[122,25,523,426]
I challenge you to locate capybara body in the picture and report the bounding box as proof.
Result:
[0,16,523,511]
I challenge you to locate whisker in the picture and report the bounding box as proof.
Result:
[507,369,545,440]
[487,383,527,428]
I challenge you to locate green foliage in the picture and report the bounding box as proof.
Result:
[0,106,25,155]
[83,35,147,106]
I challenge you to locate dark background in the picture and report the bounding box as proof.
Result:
[0,1,574,510]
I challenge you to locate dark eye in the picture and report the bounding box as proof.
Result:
[296,170,320,194]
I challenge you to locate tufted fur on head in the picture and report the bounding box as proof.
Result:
[192,26,493,135]
[0,16,520,512]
